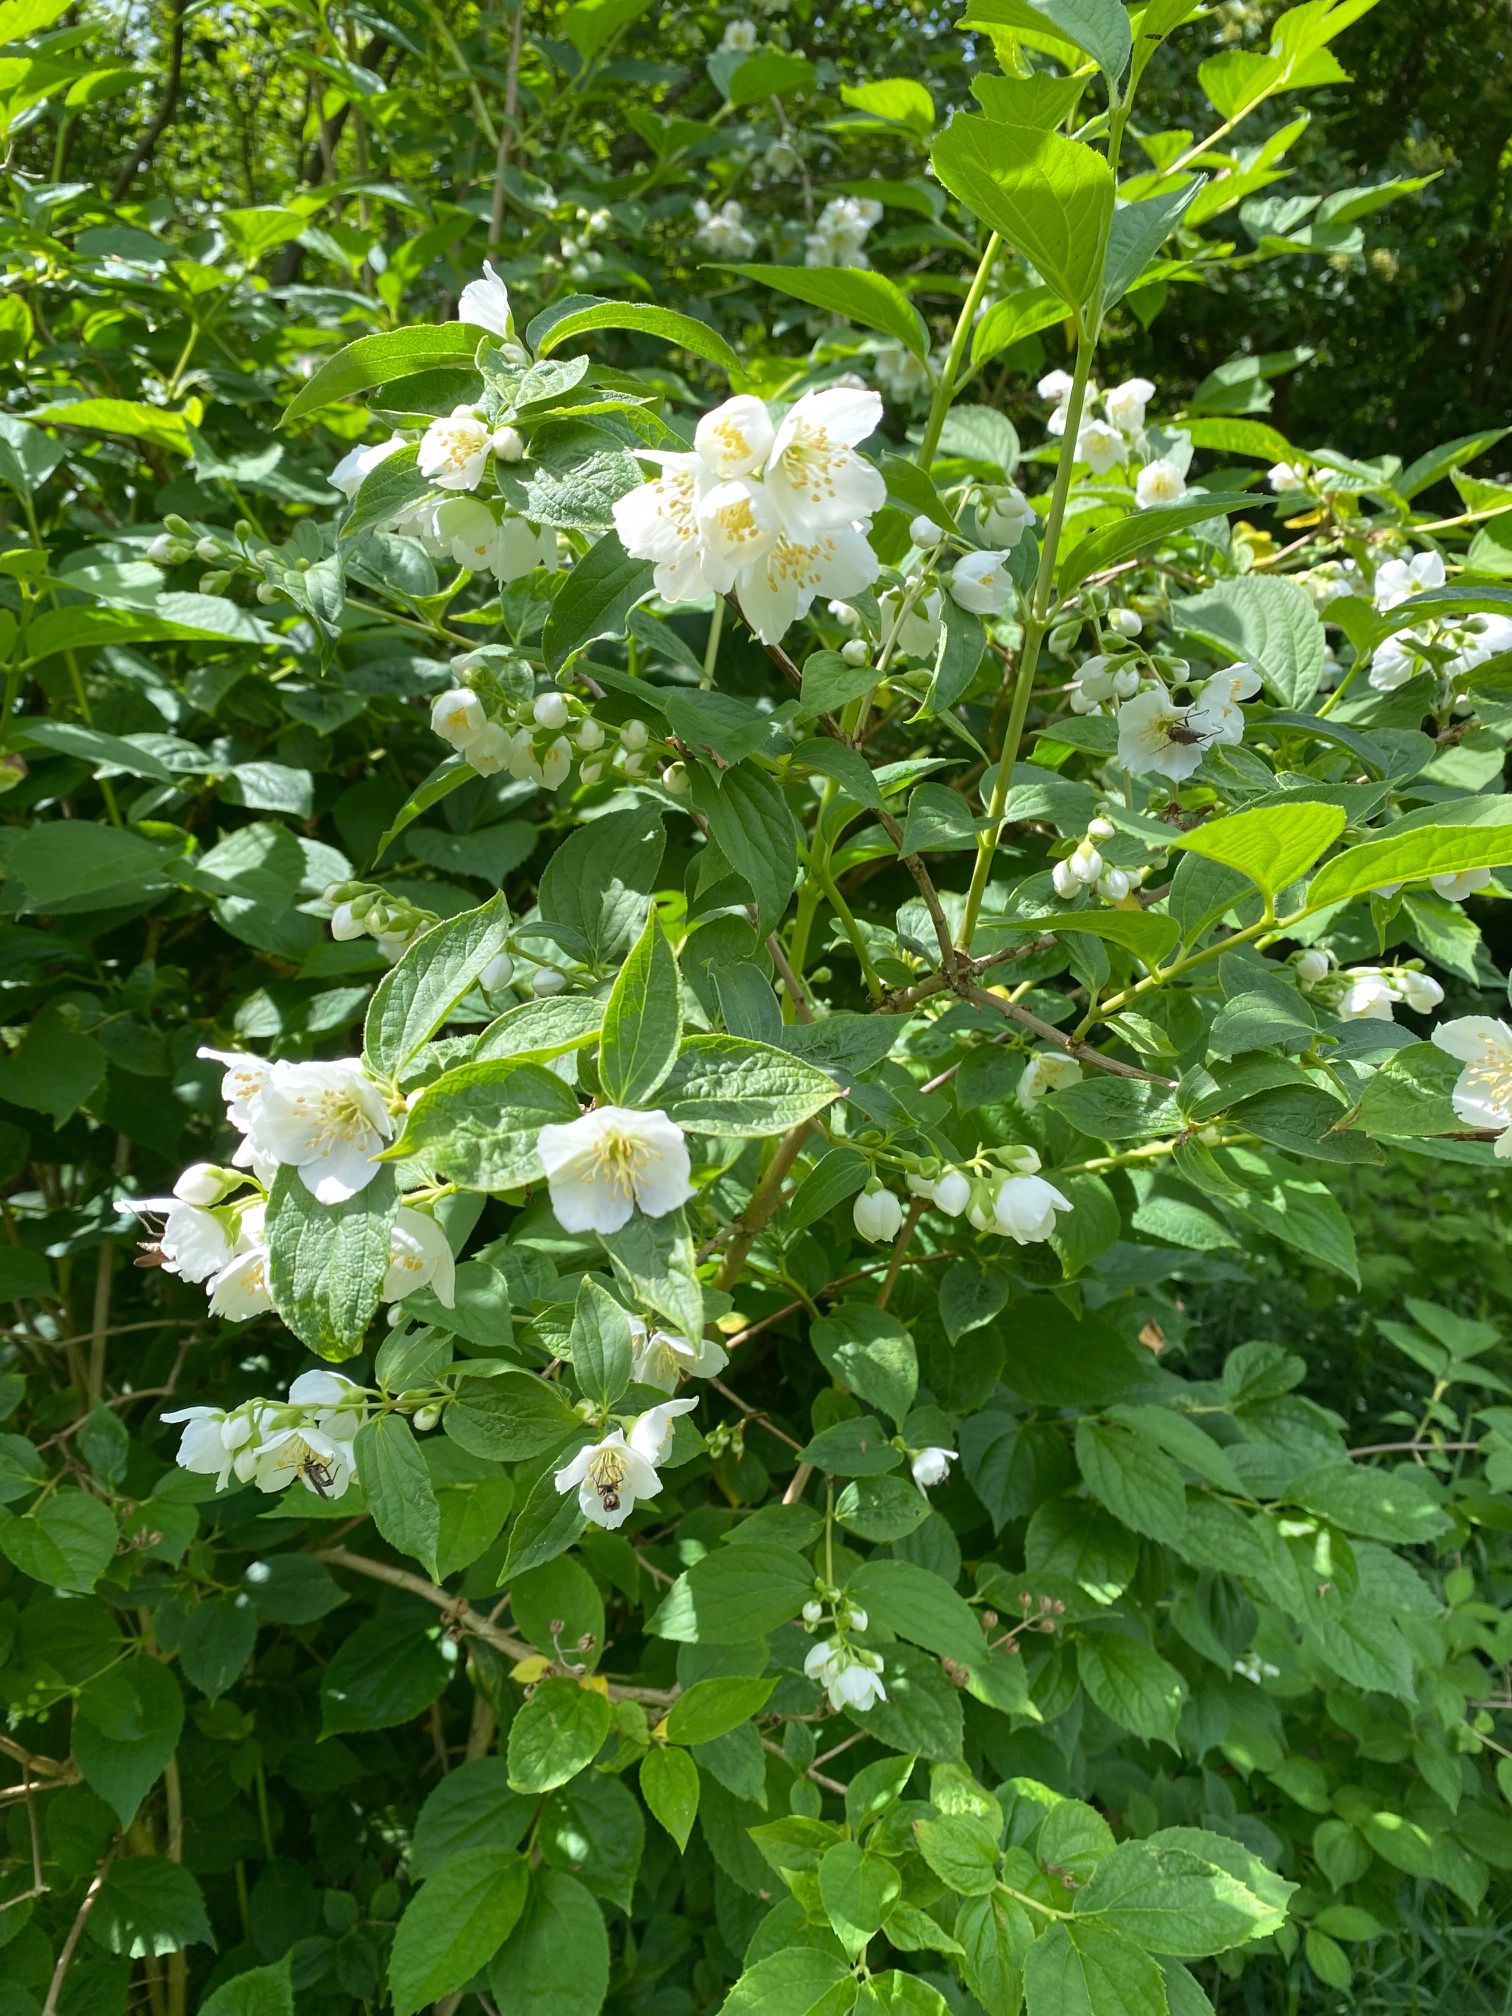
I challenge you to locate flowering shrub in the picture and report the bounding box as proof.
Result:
[3,2,1512,2014]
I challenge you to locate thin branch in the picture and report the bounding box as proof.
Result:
[109,0,187,202]
[959,984,1177,1086]
[42,1842,117,2016]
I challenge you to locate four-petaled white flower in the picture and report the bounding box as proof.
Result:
[1336,968,1398,1021]
[1017,1052,1085,1107]
[1136,457,1187,509]
[1105,377,1155,435]
[1433,1016,1512,1157]
[430,686,487,751]
[911,1446,957,1490]
[878,585,943,660]
[1076,420,1126,474]
[738,525,877,645]
[1373,549,1445,612]
[804,1637,887,1713]
[433,497,557,582]
[254,1423,358,1499]
[992,1172,1071,1245]
[536,1105,694,1234]
[161,1404,264,1490]
[383,1209,457,1307]
[1116,666,1257,782]
[556,1399,697,1529]
[115,1196,232,1285]
[246,1060,395,1204]
[949,549,1015,616]
[418,406,491,492]
[456,261,513,339]
[612,451,714,602]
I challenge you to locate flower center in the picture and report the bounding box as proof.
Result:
[587,1126,650,1201]
[780,426,842,503]
[293,1087,373,1153]
[587,1446,629,1512]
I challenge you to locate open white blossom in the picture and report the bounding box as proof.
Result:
[537,1105,693,1234]
[1432,867,1494,902]
[1037,368,1074,408]
[738,525,878,645]
[1336,968,1399,1021]
[329,434,405,502]
[696,476,782,589]
[430,687,487,751]
[1076,419,1126,474]
[695,394,776,479]
[1368,629,1427,692]
[1105,377,1155,435]
[630,1316,729,1392]
[1432,1016,1512,1156]
[911,1446,957,1489]
[418,407,490,492]
[1116,668,1257,781]
[161,1403,264,1489]
[1373,549,1445,611]
[383,1209,457,1307]
[612,451,714,603]
[1268,460,1306,492]
[1136,457,1186,509]
[115,1196,232,1285]
[764,386,885,535]
[1018,1052,1085,1107]
[244,1059,394,1204]
[804,1637,887,1712]
[207,1203,272,1321]
[254,1423,358,1499]
[457,261,513,338]
[719,17,758,50]
[949,549,1016,616]
[992,1172,1071,1244]
[433,497,557,581]
[555,1399,696,1529]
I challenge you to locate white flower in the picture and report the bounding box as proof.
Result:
[418,406,490,492]
[1373,549,1445,612]
[1449,613,1512,679]
[1192,663,1260,741]
[764,386,885,535]
[430,687,487,751]
[116,1195,233,1285]
[329,434,405,502]
[694,199,757,260]
[804,195,881,268]
[720,16,758,49]
[1136,458,1187,509]
[1396,971,1444,1015]
[696,476,782,590]
[853,1187,904,1242]
[456,261,512,339]
[555,1427,662,1530]
[1368,630,1425,691]
[930,1169,972,1217]
[1116,681,1207,781]
[246,1060,394,1205]
[1105,377,1155,435]
[878,585,943,660]
[536,1105,694,1235]
[467,722,511,776]
[382,1208,456,1307]
[874,342,930,404]
[1076,420,1126,474]
[1294,948,1331,988]
[612,451,716,603]
[1038,369,1074,407]
[1336,968,1398,1021]
[911,1446,957,1489]
[737,525,878,645]
[199,1046,273,1135]
[992,1172,1071,1245]
[630,1318,729,1392]
[433,497,557,581]
[1432,1016,1512,1155]
[1432,867,1493,902]
[803,1638,887,1713]
[949,549,1015,616]
[254,1424,357,1499]
[1267,461,1305,492]
[1017,1053,1084,1107]
[980,485,1034,547]
[161,1405,259,1489]
[694,395,775,480]
[629,1395,699,1466]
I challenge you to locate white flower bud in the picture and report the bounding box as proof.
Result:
[662,763,690,793]
[467,722,511,776]
[909,514,945,548]
[1109,607,1143,637]
[846,1606,869,1634]
[532,967,568,996]
[1087,815,1116,840]
[330,901,364,941]
[622,750,647,778]
[1098,868,1131,902]
[620,718,650,752]
[841,638,871,667]
[932,1169,971,1217]
[538,737,572,789]
[1294,948,1331,986]
[1112,668,1141,700]
[1052,858,1080,901]
[579,758,605,785]
[802,1599,825,1625]
[533,691,570,730]
[575,718,605,751]
[491,425,525,462]
[255,581,279,604]
[1070,842,1102,885]
[480,951,515,994]
[412,1404,441,1433]
[853,1187,904,1242]
[195,536,221,562]
[173,1163,225,1206]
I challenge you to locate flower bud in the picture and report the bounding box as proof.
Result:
[1109,607,1143,637]
[480,951,515,994]
[620,718,649,752]
[492,424,526,462]
[840,638,870,668]
[412,1404,441,1433]
[255,581,279,604]
[198,571,229,594]
[533,691,570,731]
[662,762,690,793]
[539,737,572,790]
[532,967,568,996]
[163,513,193,537]
[802,1599,824,1625]
[195,536,221,563]
[1071,842,1102,884]
[853,1186,904,1242]
[1099,868,1131,901]
[173,1163,227,1206]
[1294,948,1330,986]
[932,1169,971,1217]
[575,718,605,751]
[1087,815,1115,840]
[1051,858,1080,901]
[909,514,944,548]
[330,901,364,941]
[579,758,605,785]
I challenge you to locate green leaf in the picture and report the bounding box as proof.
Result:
[266,1164,398,1360]
[1076,1834,1293,1956]
[1023,1917,1170,2016]
[811,1307,918,1424]
[544,530,653,673]
[75,1659,184,1825]
[665,1673,777,1744]
[500,1463,589,1582]
[641,1744,700,1850]
[389,1850,529,2016]
[914,1815,1001,1896]
[199,1959,294,2016]
[570,1277,634,1410]
[538,804,665,964]
[820,1841,903,1960]
[930,115,1115,315]
[971,284,1069,365]
[721,1949,856,2016]
[388,1059,580,1190]
[649,1543,816,1642]
[508,1676,613,1794]
[958,1893,1033,2014]
[1103,176,1205,307]
[446,1368,582,1462]
[714,262,930,360]
[364,894,511,1079]
[963,0,1132,79]
[1287,1458,1451,1543]
[355,1415,441,1576]
[1172,574,1326,708]
[658,1034,838,1136]
[1075,1631,1186,1747]
[487,1869,610,2012]
[1304,821,1512,914]
[1058,493,1253,597]
[600,1205,705,1340]
[528,294,741,375]
[1168,801,1345,903]
[320,1618,449,1735]
[90,1857,213,1959]
[178,1594,258,1701]
[599,908,681,1104]
[282,325,480,424]
[1075,1419,1188,1540]
[691,762,798,932]
[845,1559,983,1666]
[0,1486,116,1592]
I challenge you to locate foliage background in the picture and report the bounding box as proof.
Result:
[2,1,1512,2014]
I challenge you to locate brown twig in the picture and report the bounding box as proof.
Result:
[42,1841,117,2016]
[959,984,1177,1086]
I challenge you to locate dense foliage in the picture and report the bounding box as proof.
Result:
[2,2,1511,2014]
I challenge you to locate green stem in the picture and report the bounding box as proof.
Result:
[915,234,1000,471]
[958,326,1097,948]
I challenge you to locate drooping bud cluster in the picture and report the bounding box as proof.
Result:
[324,882,436,964]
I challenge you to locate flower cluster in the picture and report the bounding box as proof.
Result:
[163,1370,369,1498]
[801,1597,887,1712]
[429,665,648,790]
[854,1147,1072,1248]
[1051,814,1145,905]
[1366,548,1512,696]
[325,883,434,964]
[611,387,884,644]
[1294,950,1445,1021]
[1040,370,1200,509]
[804,195,883,268]
[694,198,757,259]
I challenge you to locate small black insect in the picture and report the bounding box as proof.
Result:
[1165,719,1216,748]
[302,1457,336,1499]
[599,1487,621,1514]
